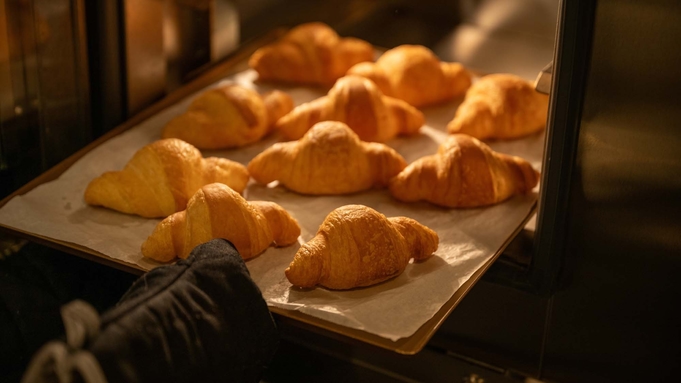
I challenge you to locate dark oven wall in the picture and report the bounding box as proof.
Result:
[0,0,90,199]
[541,0,681,381]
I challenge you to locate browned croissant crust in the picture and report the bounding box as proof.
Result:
[162,84,293,149]
[447,74,549,140]
[347,45,471,107]
[389,134,540,208]
[275,75,424,142]
[285,205,438,289]
[141,183,301,262]
[84,139,249,218]
[248,121,406,195]
[249,22,374,86]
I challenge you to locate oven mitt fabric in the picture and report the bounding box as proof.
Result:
[91,238,280,382]
[21,238,279,383]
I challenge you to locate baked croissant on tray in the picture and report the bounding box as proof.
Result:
[447,73,549,140]
[84,139,249,218]
[389,134,540,208]
[248,121,407,195]
[347,44,471,107]
[276,75,424,142]
[142,183,301,262]
[249,22,374,86]
[285,205,439,290]
[162,84,293,149]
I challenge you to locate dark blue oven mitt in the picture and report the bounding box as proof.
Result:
[17,237,277,383]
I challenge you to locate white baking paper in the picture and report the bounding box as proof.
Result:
[0,64,543,341]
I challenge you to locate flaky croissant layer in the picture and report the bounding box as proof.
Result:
[347,44,471,107]
[389,134,539,208]
[285,205,438,290]
[248,121,407,195]
[249,22,374,86]
[162,85,293,149]
[142,183,301,262]
[447,73,549,140]
[275,75,424,142]
[84,138,249,218]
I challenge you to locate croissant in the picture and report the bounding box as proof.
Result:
[84,139,249,218]
[276,75,424,142]
[249,22,374,86]
[347,45,471,107]
[248,121,406,195]
[162,84,293,149]
[142,183,301,262]
[447,74,549,140]
[389,134,540,208]
[285,205,438,289]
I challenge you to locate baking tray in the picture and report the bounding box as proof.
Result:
[0,29,539,354]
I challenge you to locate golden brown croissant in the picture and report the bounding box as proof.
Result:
[275,75,424,142]
[142,183,301,262]
[285,205,438,289]
[249,22,374,86]
[347,45,471,107]
[389,134,540,208]
[84,138,249,218]
[248,121,406,195]
[447,74,549,140]
[162,84,293,149]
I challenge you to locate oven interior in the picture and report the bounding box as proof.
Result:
[0,0,559,381]
[3,0,681,382]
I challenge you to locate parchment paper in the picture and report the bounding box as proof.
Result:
[0,64,544,341]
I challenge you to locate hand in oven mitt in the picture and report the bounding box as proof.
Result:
[21,239,278,383]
